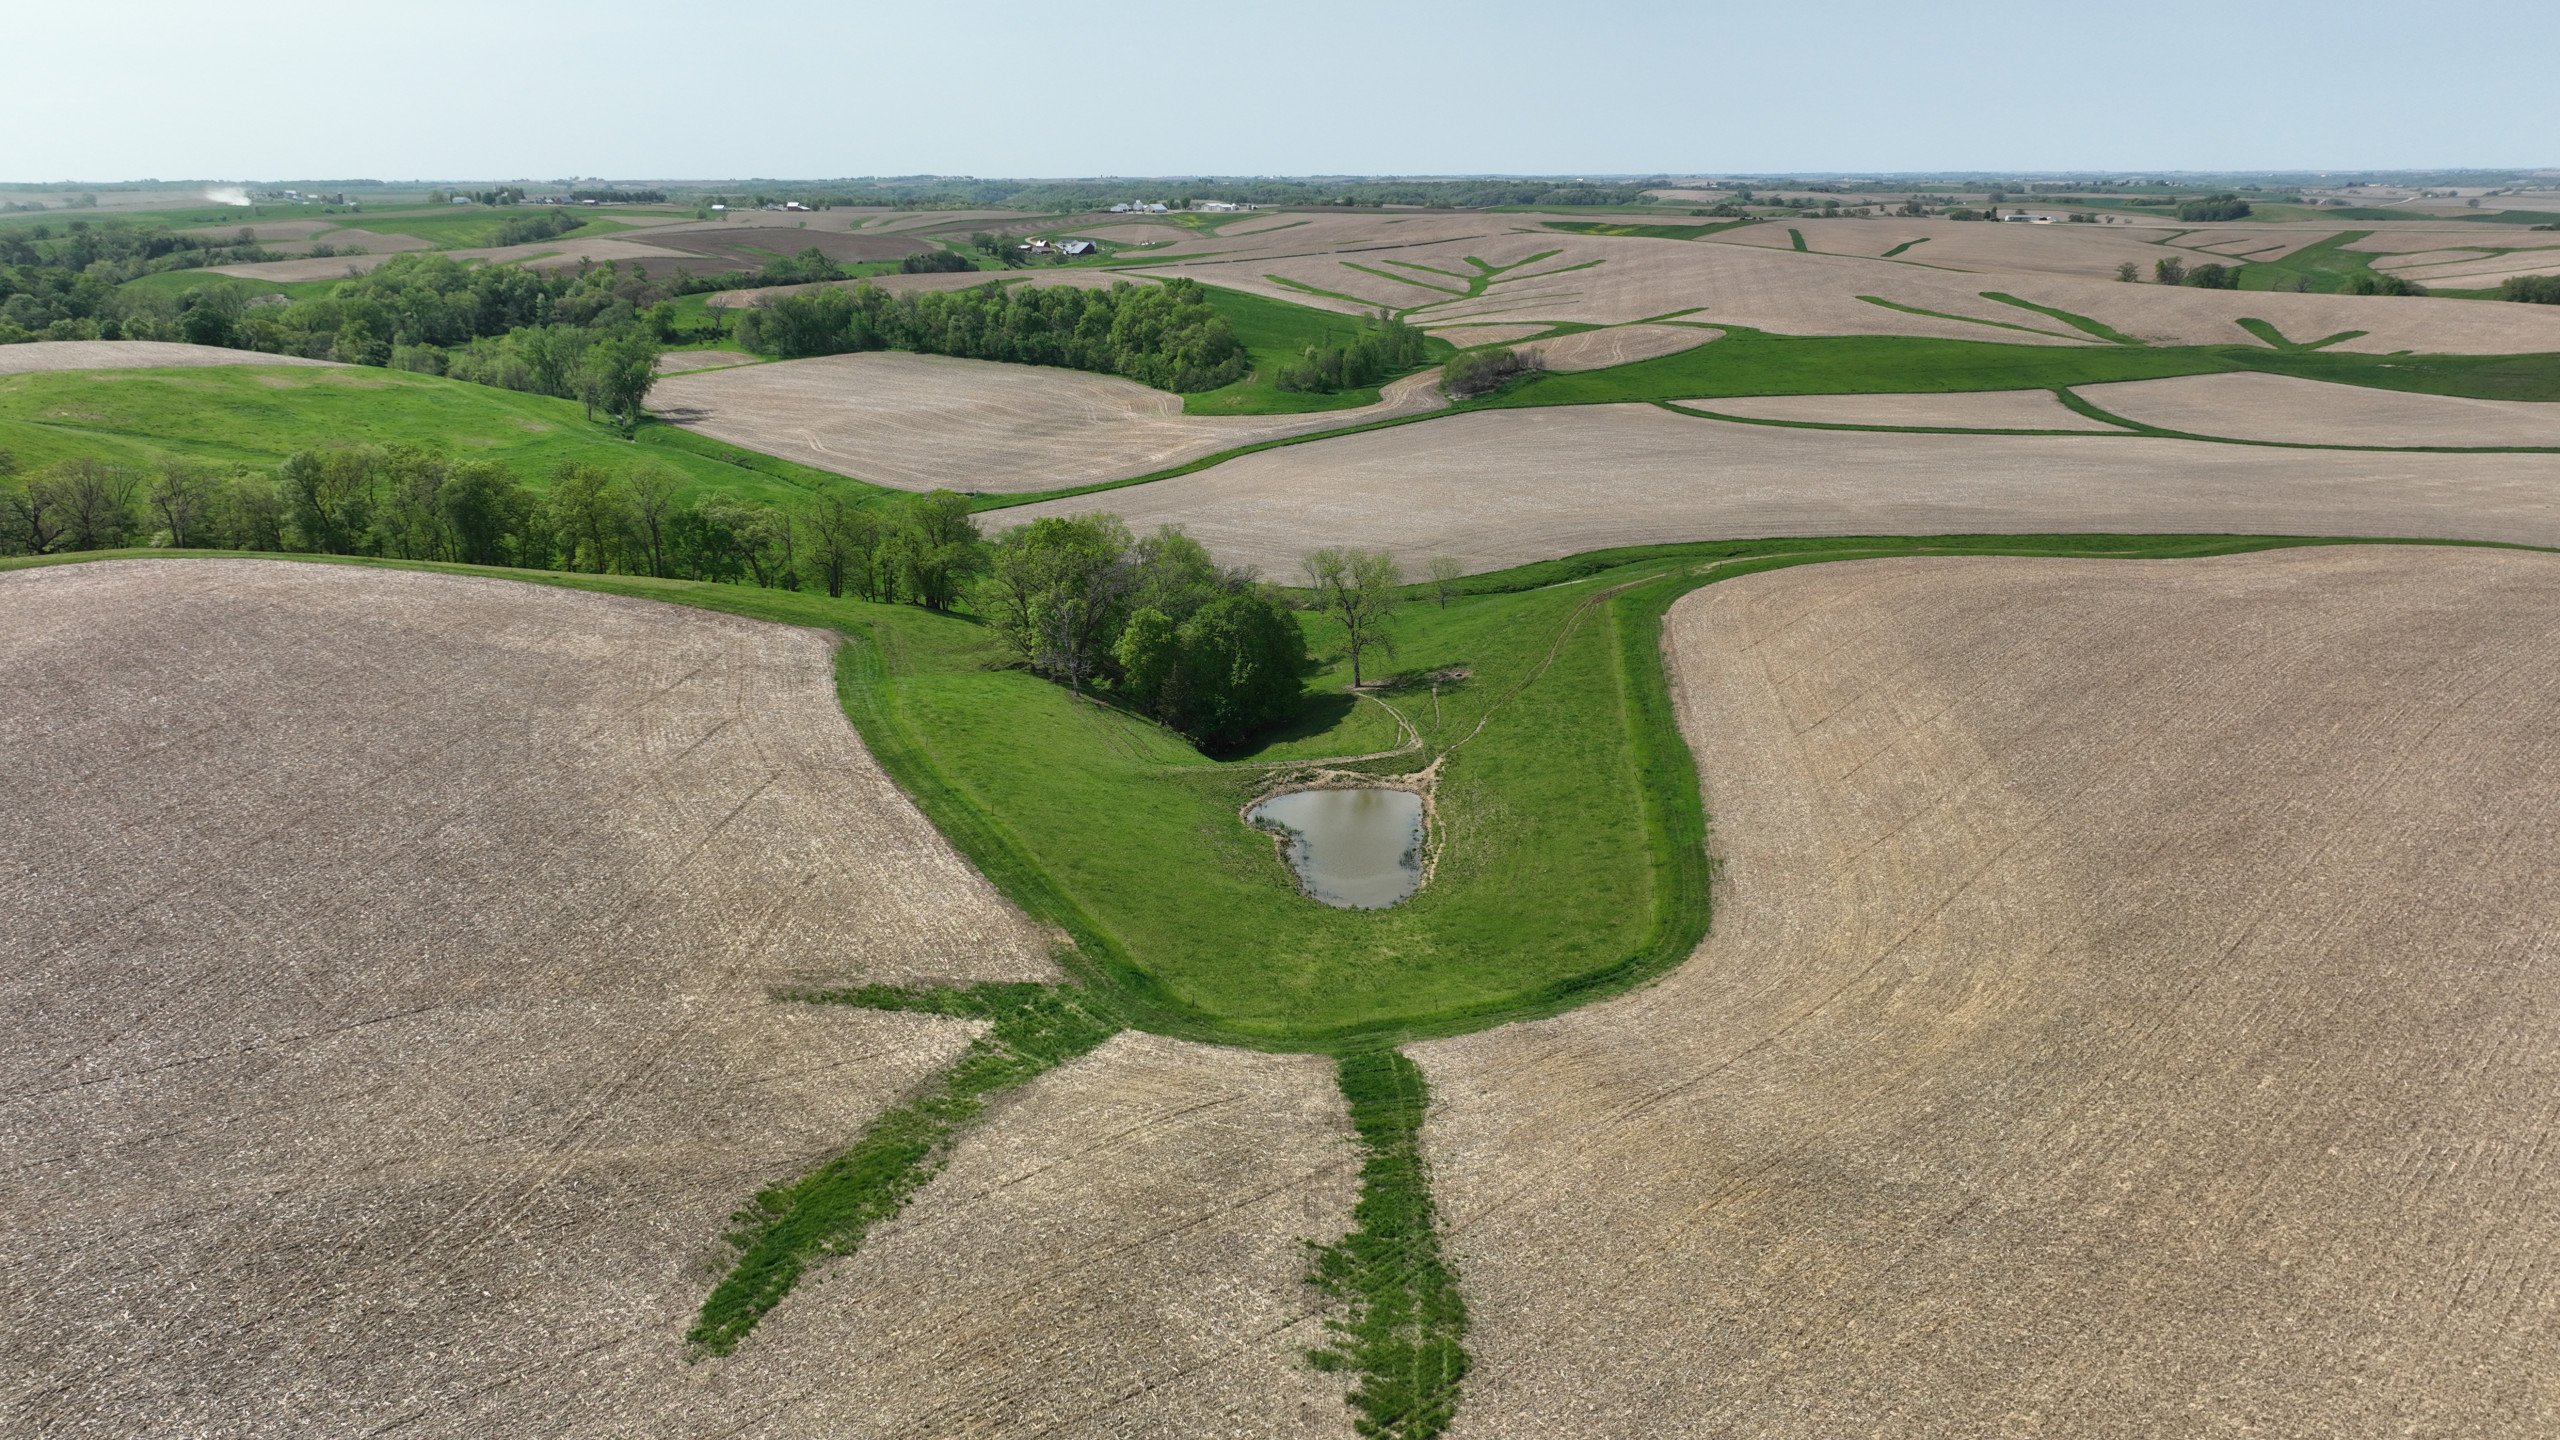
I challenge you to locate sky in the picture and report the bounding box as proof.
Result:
[5,0,2555,182]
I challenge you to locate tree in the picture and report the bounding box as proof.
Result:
[2500,275,2560,304]
[149,461,220,548]
[590,333,660,433]
[546,461,623,572]
[801,483,880,599]
[2114,261,2139,283]
[1442,345,1544,399]
[1426,556,1463,609]
[888,489,985,611]
[1166,591,1307,746]
[440,461,535,566]
[45,458,145,551]
[2153,256,2187,286]
[279,447,381,554]
[625,465,679,577]
[981,514,1134,693]
[1301,547,1401,688]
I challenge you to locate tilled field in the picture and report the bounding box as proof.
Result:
[1416,545,2560,1438]
[654,350,1447,492]
[1130,223,2560,354]
[990,403,2560,573]
[1,559,1271,1436]
[0,340,341,373]
[2080,371,2560,447]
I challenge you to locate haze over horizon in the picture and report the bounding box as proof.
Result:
[7,0,2554,181]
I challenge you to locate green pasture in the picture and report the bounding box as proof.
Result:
[0,365,860,507]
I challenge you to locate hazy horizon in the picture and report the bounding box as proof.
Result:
[7,0,2554,181]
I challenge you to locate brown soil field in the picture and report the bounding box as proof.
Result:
[2009,274,2560,352]
[1415,544,2560,1438]
[1712,218,2186,278]
[1154,234,2096,343]
[1426,322,1554,347]
[1525,324,1716,371]
[1080,221,1197,247]
[2344,225,2560,253]
[1699,387,2121,431]
[308,226,432,254]
[0,340,341,373]
[703,267,1144,310]
[654,351,1447,493]
[1,558,1250,1436]
[201,252,399,281]
[2376,249,2560,288]
[670,1032,1356,1436]
[2079,371,2560,447]
[654,348,760,374]
[630,225,932,270]
[205,236,705,284]
[991,403,2560,573]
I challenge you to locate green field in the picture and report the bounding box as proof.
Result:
[116,270,341,303]
[1181,285,1454,416]
[342,208,642,249]
[0,365,866,506]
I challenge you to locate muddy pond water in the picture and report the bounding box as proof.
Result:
[1245,787,1426,910]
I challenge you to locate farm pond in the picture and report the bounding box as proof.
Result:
[1246,787,1426,909]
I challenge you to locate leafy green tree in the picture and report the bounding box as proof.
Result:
[149,461,221,548]
[801,483,880,598]
[621,465,679,577]
[1302,547,1402,687]
[547,461,624,572]
[278,447,380,554]
[982,515,1135,693]
[2153,256,2187,286]
[888,489,985,611]
[1164,591,1307,747]
[440,461,536,566]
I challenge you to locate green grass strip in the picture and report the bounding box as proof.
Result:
[1980,292,2147,346]
[1855,295,2080,341]
[2234,317,2368,352]
[687,981,1122,1356]
[1787,228,1808,252]
[1307,1050,1470,1439]
[1880,237,1930,259]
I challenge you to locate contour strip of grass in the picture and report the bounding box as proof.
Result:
[1787,228,1808,252]
[1307,1050,1470,1440]
[2235,317,2368,352]
[1979,291,2148,346]
[687,981,1122,1356]
[1880,238,1930,259]
[1854,295,2083,341]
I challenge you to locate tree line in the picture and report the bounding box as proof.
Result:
[733,277,1250,393]
[8,439,1464,754]
[0,220,278,341]
[1277,311,1430,393]
[981,515,1307,748]
[0,444,970,599]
